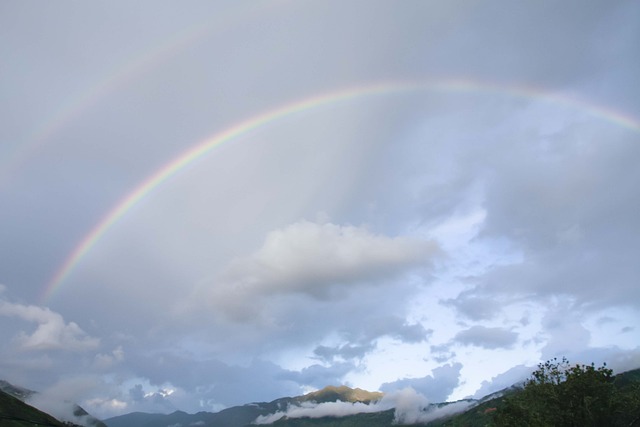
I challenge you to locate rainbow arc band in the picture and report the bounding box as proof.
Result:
[40,79,640,303]
[0,2,278,185]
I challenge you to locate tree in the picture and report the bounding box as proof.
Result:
[493,358,636,427]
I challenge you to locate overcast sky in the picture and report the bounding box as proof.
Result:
[1,0,639,421]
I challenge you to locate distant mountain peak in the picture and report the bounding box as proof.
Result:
[300,384,383,404]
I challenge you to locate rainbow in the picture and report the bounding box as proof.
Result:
[0,2,283,187]
[39,79,640,303]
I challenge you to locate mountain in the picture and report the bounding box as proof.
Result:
[103,384,480,427]
[0,380,107,427]
[104,401,290,427]
[101,385,508,427]
[0,388,74,427]
[0,380,36,400]
[299,385,383,404]
[103,367,640,427]
[104,385,383,427]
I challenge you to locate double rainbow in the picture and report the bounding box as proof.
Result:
[39,79,640,303]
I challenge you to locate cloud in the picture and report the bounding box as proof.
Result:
[321,316,432,359]
[442,290,502,321]
[454,326,518,349]
[129,384,145,402]
[313,343,376,363]
[194,220,437,320]
[254,387,474,425]
[25,376,105,426]
[0,297,99,351]
[385,388,474,425]
[381,363,463,402]
[124,351,307,408]
[93,346,124,370]
[254,399,389,424]
[277,363,355,390]
[475,128,640,307]
[430,344,456,363]
[471,364,533,399]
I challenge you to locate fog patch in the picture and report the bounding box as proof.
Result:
[26,393,98,427]
[384,388,475,425]
[254,387,474,425]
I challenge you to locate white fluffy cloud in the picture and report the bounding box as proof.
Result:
[195,220,437,320]
[0,297,99,351]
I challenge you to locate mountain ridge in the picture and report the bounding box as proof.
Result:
[0,380,107,427]
[103,367,640,426]
[104,385,380,427]
[0,388,79,427]
[3,366,638,427]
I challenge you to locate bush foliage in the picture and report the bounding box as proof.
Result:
[493,358,640,427]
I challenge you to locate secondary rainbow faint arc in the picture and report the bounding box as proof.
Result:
[41,79,640,303]
[0,1,286,187]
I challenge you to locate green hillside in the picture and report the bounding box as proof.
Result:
[0,380,107,427]
[0,389,72,427]
[438,368,640,427]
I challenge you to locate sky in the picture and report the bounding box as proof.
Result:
[1,0,639,421]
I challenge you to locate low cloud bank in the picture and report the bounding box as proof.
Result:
[254,400,389,424]
[24,376,105,427]
[26,394,96,427]
[385,388,475,425]
[254,387,474,425]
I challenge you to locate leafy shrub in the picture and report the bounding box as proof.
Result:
[493,358,639,427]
